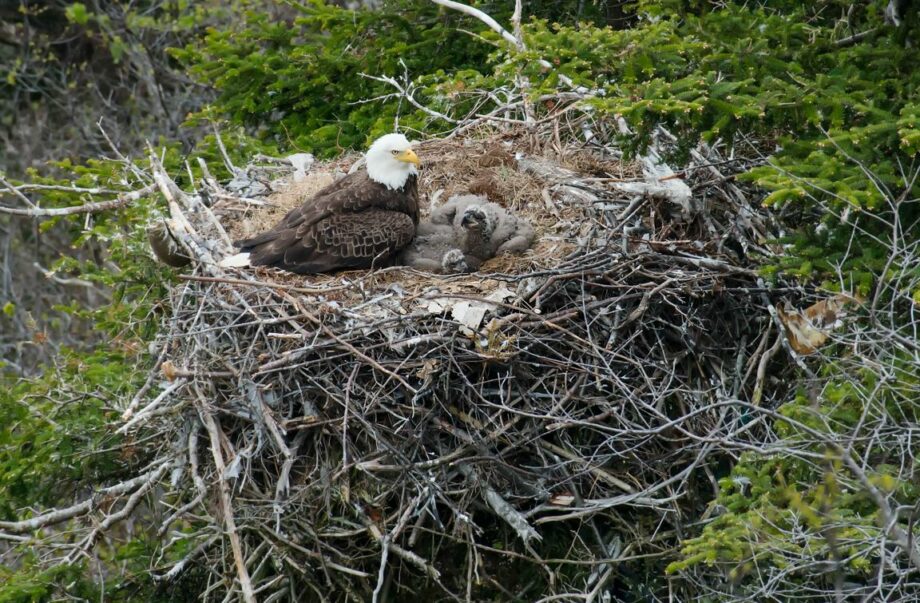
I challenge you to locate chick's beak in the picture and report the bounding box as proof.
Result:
[396,148,420,166]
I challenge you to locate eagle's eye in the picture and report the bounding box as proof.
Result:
[391,150,399,155]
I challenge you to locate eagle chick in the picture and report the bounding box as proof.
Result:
[398,222,469,274]
[434,194,535,261]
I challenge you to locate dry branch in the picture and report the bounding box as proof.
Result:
[0,182,158,217]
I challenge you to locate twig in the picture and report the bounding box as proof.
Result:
[0,183,157,217]
[199,402,257,603]
[0,461,171,533]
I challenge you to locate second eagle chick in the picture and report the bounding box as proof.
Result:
[436,194,535,259]
[401,194,535,274]
[397,222,469,274]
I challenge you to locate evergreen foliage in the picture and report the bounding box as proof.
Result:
[515,2,918,290]
[172,1,497,154]
[669,349,920,591]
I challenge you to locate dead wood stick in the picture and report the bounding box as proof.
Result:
[457,463,542,545]
[539,440,635,494]
[259,528,370,578]
[158,427,208,537]
[284,294,418,394]
[362,510,443,583]
[153,535,220,582]
[753,331,783,406]
[517,156,600,204]
[0,182,158,217]
[618,278,676,329]
[0,461,170,533]
[69,461,167,562]
[199,404,257,603]
[150,156,216,268]
[647,251,755,274]
[121,339,172,420]
[178,273,383,295]
[119,378,187,429]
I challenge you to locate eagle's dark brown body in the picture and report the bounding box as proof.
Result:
[235,169,419,274]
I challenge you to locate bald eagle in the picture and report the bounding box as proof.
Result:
[221,133,420,274]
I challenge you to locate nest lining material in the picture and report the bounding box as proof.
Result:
[118,133,789,600]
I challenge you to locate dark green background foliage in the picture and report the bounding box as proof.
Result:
[1,0,919,600]
[173,0,633,154]
[173,1,490,153]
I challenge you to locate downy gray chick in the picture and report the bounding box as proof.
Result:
[397,222,469,274]
[433,194,535,262]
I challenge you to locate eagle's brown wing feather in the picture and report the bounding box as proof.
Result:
[308,170,418,221]
[234,169,419,274]
[250,210,415,274]
[236,171,418,249]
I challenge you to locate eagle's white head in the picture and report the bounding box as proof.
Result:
[365,133,419,190]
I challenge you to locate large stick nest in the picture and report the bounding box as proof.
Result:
[118,132,794,600]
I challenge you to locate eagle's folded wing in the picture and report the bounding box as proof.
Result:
[260,210,414,274]
[236,171,418,249]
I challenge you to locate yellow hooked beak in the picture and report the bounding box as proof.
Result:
[395,148,420,166]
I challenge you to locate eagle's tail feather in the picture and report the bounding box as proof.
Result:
[219,252,252,269]
[234,229,281,250]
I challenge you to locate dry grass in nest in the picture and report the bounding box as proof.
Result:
[564,148,644,180]
[223,172,335,243]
